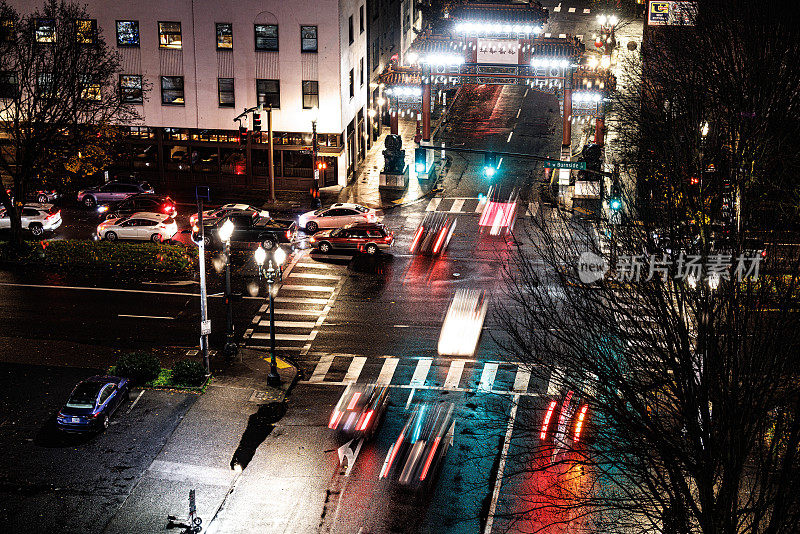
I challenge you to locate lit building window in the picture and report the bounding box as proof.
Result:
[255,24,278,51]
[256,79,280,108]
[158,21,182,49]
[302,80,318,109]
[161,75,184,104]
[119,75,142,103]
[116,21,139,47]
[35,18,55,43]
[218,77,234,107]
[76,19,96,44]
[216,23,232,49]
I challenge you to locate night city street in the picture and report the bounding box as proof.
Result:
[1,0,799,533]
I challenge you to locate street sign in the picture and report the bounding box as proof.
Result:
[200,320,211,336]
[544,160,586,170]
[314,169,320,182]
[299,149,313,155]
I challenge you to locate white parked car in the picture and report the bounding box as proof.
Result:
[298,203,378,233]
[0,203,62,236]
[97,212,178,243]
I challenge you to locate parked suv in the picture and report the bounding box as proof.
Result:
[77,180,154,208]
[100,194,177,219]
[0,203,62,236]
[309,223,394,255]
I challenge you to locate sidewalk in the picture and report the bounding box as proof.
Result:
[101,348,297,533]
[320,118,436,210]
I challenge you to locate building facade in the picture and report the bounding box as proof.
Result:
[10,0,370,194]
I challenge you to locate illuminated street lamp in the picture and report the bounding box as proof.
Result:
[255,245,287,386]
[218,219,237,359]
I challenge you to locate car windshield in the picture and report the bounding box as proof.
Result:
[354,206,369,213]
[331,228,343,237]
[163,217,175,224]
[66,382,101,409]
[141,182,152,191]
[313,208,326,215]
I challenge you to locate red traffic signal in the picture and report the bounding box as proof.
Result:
[238,125,248,145]
[253,112,261,132]
[317,161,327,170]
[690,176,699,185]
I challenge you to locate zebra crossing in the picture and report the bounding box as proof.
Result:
[426,197,486,214]
[300,354,546,396]
[243,253,346,354]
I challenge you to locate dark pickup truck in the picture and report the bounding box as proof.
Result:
[192,211,296,250]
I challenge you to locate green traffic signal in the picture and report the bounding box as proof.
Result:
[609,197,622,211]
[415,148,427,174]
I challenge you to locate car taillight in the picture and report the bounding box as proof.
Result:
[46,210,60,221]
[573,404,589,442]
[540,400,558,440]
[419,436,441,481]
[329,410,343,429]
[286,230,291,239]
[309,237,316,243]
[357,410,374,431]
[410,225,424,253]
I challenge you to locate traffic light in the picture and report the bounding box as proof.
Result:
[609,197,622,211]
[415,148,427,174]
[253,112,261,132]
[238,126,248,145]
[317,161,327,171]
[483,152,497,178]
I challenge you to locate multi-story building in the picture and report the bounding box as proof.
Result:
[366,0,421,145]
[9,0,369,194]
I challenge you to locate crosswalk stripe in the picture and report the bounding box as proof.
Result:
[475,201,486,214]
[443,360,465,389]
[270,309,322,316]
[309,355,335,383]
[377,358,399,385]
[274,297,329,304]
[449,198,465,213]
[266,320,317,328]
[410,358,433,387]
[279,284,334,293]
[288,272,340,280]
[295,261,336,270]
[568,7,575,13]
[247,344,302,352]
[513,368,531,393]
[343,356,367,383]
[426,198,442,211]
[251,332,309,341]
[547,368,564,396]
[478,363,499,391]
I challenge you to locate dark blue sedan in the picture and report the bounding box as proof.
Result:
[56,376,130,433]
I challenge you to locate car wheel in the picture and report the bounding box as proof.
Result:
[102,415,110,429]
[37,194,48,203]
[83,196,96,208]
[261,236,276,250]
[104,231,117,241]
[150,233,162,243]
[319,241,332,253]
[364,244,379,255]
[305,221,318,233]
[29,223,44,236]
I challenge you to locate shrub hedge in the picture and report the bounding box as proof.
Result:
[170,359,208,387]
[0,239,197,275]
[114,351,162,385]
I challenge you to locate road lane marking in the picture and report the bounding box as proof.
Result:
[126,390,145,413]
[568,7,575,13]
[516,108,521,118]
[266,320,317,328]
[251,332,309,341]
[299,380,542,396]
[0,282,262,299]
[506,131,513,143]
[449,199,465,213]
[274,296,329,304]
[405,388,415,410]
[583,8,591,13]
[376,357,399,385]
[479,362,499,391]
[547,367,564,395]
[118,314,175,320]
[278,284,334,293]
[343,356,367,383]
[513,368,531,393]
[528,202,540,218]
[444,360,465,389]
[270,309,322,316]
[553,3,561,12]
[410,358,433,387]
[295,261,336,269]
[558,33,567,38]
[484,394,520,534]
[288,272,340,280]
[309,355,335,382]
[426,197,442,211]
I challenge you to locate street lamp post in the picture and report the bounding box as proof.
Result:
[310,106,321,208]
[218,219,238,359]
[255,245,286,386]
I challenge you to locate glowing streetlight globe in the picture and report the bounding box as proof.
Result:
[218,218,234,242]
[254,245,267,267]
[274,246,287,267]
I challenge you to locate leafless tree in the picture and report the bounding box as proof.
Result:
[491,1,800,532]
[0,0,139,247]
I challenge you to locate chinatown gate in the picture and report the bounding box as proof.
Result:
[376,2,615,184]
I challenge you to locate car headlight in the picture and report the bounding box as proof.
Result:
[97,206,108,213]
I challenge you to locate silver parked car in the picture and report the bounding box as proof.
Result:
[77,181,154,208]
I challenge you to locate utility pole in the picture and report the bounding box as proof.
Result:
[195,187,211,373]
[266,104,275,203]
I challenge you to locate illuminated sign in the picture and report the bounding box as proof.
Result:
[648,1,697,26]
